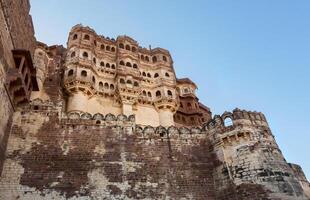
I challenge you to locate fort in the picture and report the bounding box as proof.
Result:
[0,0,309,199]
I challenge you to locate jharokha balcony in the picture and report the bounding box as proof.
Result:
[5,50,38,107]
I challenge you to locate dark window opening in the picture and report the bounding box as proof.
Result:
[163,56,167,62]
[156,91,161,97]
[84,34,90,40]
[81,70,87,77]
[83,52,88,58]
[68,69,74,76]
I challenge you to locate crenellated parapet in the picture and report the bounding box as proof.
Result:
[62,111,135,128]
[59,111,206,141]
[204,108,268,131]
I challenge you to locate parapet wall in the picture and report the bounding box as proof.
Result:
[0,105,216,199]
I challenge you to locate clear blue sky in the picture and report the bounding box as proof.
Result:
[30,0,310,179]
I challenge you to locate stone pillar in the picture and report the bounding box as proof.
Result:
[158,109,174,127]
[122,102,133,116]
[67,91,88,112]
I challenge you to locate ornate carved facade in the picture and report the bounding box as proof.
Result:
[174,78,212,126]
[63,25,208,127]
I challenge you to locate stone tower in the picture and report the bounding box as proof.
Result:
[207,109,309,200]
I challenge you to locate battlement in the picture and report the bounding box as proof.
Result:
[204,108,269,132]
[63,111,204,139]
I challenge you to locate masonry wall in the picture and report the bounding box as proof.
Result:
[0,0,36,56]
[0,0,36,172]
[289,163,310,198]
[0,0,14,171]
[0,109,215,200]
[207,110,310,200]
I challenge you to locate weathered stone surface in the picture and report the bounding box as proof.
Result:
[0,110,215,199]
[0,0,36,172]
[0,1,310,199]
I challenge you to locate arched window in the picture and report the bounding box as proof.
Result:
[163,55,167,62]
[180,103,183,108]
[110,84,114,90]
[119,61,125,65]
[106,63,110,68]
[99,82,103,89]
[134,81,139,87]
[142,72,146,76]
[81,70,87,77]
[125,45,130,50]
[84,34,90,40]
[145,56,149,62]
[83,52,88,58]
[154,73,159,78]
[132,47,136,52]
[147,73,151,78]
[92,76,96,83]
[133,64,138,69]
[126,62,132,67]
[111,64,115,69]
[147,92,152,97]
[187,102,192,108]
[126,80,132,84]
[100,44,105,50]
[152,56,157,63]
[120,79,125,84]
[119,43,124,49]
[100,61,105,67]
[73,34,78,40]
[70,52,76,58]
[165,72,170,77]
[68,69,74,76]
[167,90,172,97]
[106,46,111,51]
[94,40,97,46]
[93,58,96,63]
[224,117,233,127]
[111,47,115,52]
[104,83,109,89]
[141,55,145,60]
[142,91,147,96]
[156,90,161,97]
